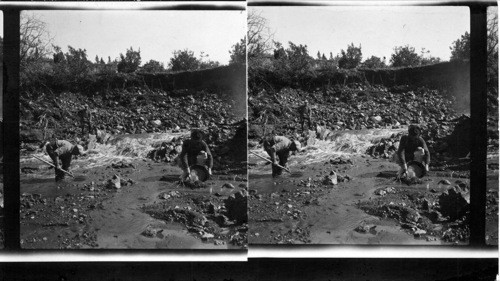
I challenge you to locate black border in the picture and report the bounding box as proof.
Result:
[0,258,498,280]
[0,1,498,256]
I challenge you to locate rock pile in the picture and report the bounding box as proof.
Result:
[20,88,240,144]
[249,84,460,139]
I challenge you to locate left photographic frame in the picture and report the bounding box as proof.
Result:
[18,8,247,250]
[0,11,3,249]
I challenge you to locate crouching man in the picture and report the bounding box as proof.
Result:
[395,125,431,177]
[179,129,213,181]
[46,137,85,181]
[263,136,302,177]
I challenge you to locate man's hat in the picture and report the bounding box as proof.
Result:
[409,124,421,136]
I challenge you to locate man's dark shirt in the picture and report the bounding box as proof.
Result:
[180,139,213,169]
[397,135,430,164]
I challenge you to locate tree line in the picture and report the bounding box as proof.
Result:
[15,13,246,78]
[247,10,496,71]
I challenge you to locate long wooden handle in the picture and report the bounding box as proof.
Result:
[33,155,75,178]
[249,151,291,173]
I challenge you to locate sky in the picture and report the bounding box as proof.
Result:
[252,6,470,62]
[24,10,246,66]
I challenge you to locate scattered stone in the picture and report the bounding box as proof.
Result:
[323,171,338,186]
[438,179,451,185]
[354,224,377,235]
[201,233,214,241]
[414,229,427,237]
[107,175,121,189]
[151,120,162,127]
[438,188,469,221]
[222,183,235,189]
[223,191,247,224]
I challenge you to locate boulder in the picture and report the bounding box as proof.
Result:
[152,120,162,127]
[223,191,247,224]
[107,174,121,189]
[370,116,383,123]
[438,188,469,221]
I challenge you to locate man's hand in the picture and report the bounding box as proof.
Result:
[424,163,429,172]
[181,168,191,181]
[208,168,212,176]
[398,164,408,179]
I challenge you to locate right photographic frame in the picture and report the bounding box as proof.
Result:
[247,5,497,246]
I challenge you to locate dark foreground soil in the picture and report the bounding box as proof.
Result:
[249,149,493,245]
[20,157,247,249]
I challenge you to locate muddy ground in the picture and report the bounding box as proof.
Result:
[249,148,497,245]
[20,155,247,249]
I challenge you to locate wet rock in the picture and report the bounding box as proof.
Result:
[438,179,451,185]
[438,188,469,221]
[21,167,40,174]
[207,202,216,215]
[141,226,163,238]
[111,161,135,169]
[375,187,396,196]
[354,224,377,235]
[222,183,235,189]
[107,175,121,189]
[213,214,230,227]
[338,174,353,182]
[454,180,470,193]
[427,210,446,223]
[119,178,136,187]
[201,233,214,241]
[413,229,427,237]
[223,191,247,224]
[323,171,338,186]
[422,199,431,211]
[159,193,171,200]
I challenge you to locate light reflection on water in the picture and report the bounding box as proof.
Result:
[20,131,191,169]
[250,128,406,170]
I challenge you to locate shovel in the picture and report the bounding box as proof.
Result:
[33,155,75,178]
[249,151,291,173]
